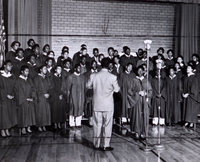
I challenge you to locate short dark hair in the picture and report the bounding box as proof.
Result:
[74,63,81,69]
[32,44,40,50]
[63,58,71,65]
[42,44,50,52]
[20,65,29,73]
[91,60,97,66]
[11,41,21,48]
[113,55,120,60]
[126,62,133,67]
[93,48,99,53]
[62,46,69,54]
[39,65,47,72]
[101,58,111,69]
[187,61,196,70]
[81,44,87,48]
[16,48,24,54]
[167,49,174,54]
[27,38,35,46]
[157,47,164,54]
[47,51,55,56]
[108,47,114,52]
[192,53,199,59]
[81,47,87,51]
[123,46,130,52]
[168,66,175,72]
[3,60,12,66]
[28,54,36,61]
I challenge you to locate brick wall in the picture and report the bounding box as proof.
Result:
[51,0,175,58]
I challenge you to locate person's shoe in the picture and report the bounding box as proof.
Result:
[54,123,58,129]
[58,123,61,129]
[1,130,6,138]
[102,147,114,151]
[42,126,47,132]
[189,123,194,128]
[38,127,43,132]
[27,126,32,133]
[21,128,27,135]
[140,134,146,140]
[184,122,189,127]
[134,132,139,140]
[5,129,11,137]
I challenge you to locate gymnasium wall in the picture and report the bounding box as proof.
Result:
[51,0,175,58]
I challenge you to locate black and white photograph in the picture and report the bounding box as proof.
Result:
[0,0,200,161]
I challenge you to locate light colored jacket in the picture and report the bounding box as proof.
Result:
[87,68,120,111]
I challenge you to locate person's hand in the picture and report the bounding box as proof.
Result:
[139,91,145,96]
[27,98,33,102]
[7,95,14,99]
[59,95,63,100]
[44,94,50,98]
[183,93,189,98]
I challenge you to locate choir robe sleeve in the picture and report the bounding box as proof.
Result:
[14,79,25,107]
[190,75,199,103]
[65,75,73,103]
[0,75,7,101]
[127,79,141,108]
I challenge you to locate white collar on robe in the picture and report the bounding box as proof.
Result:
[74,72,80,76]
[63,68,70,72]
[11,48,15,52]
[167,57,173,60]
[15,56,24,61]
[80,64,86,67]
[54,73,61,77]
[125,70,130,74]
[169,74,176,80]
[38,73,45,78]
[27,61,36,66]
[47,66,52,72]
[176,69,181,72]
[115,63,120,68]
[187,72,195,77]
[142,58,147,61]
[155,75,161,79]
[28,46,32,49]
[124,54,130,58]
[196,61,199,65]
[1,70,12,78]
[19,75,28,81]
[91,69,98,73]
[42,52,47,56]
[136,76,144,81]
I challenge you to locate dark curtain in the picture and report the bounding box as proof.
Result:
[7,0,51,50]
[174,4,199,63]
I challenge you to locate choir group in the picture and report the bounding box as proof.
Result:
[0,38,200,140]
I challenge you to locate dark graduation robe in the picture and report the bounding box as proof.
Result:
[151,76,166,118]
[40,54,48,66]
[33,74,51,127]
[57,56,72,68]
[120,54,137,72]
[83,69,98,118]
[80,64,88,74]
[49,74,66,123]
[12,57,26,77]
[14,76,36,127]
[24,48,33,62]
[175,70,183,81]
[61,68,73,80]
[118,72,136,119]
[165,58,175,69]
[182,74,199,123]
[27,62,38,79]
[0,72,17,129]
[66,73,85,117]
[72,52,90,68]
[6,50,15,61]
[165,75,182,124]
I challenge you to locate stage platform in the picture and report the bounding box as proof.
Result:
[0,122,200,162]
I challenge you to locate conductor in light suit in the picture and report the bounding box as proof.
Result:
[86,58,120,151]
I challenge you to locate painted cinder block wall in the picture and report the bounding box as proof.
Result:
[51,0,175,58]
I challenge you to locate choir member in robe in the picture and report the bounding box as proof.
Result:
[165,67,182,126]
[46,58,54,81]
[66,64,85,129]
[73,45,90,68]
[113,55,123,76]
[57,46,69,67]
[57,50,72,68]
[114,50,119,57]
[12,48,26,77]
[84,60,98,126]
[151,68,166,126]
[191,53,200,73]
[80,55,89,74]
[176,55,186,75]
[33,65,51,132]
[49,66,66,129]
[165,49,175,70]
[24,38,35,62]
[32,44,43,68]
[118,63,135,124]
[128,65,152,139]
[107,47,114,61]
[136,51,153,72]
[90,48,99,63]
[62,58,73,80]
[40,44,50,65]
[182,64,199,128]
[152,47,165,68]
[142,63,152,82]
[120,46,137,73]
[97,54,104,71]
[14,65,36,134]
[47,51,56,68]
[0,60,17,137]
[27,54,38,79]
[174,62,183,81]
[5,41,21,61]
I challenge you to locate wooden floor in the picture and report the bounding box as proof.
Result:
[1,122,200,162]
